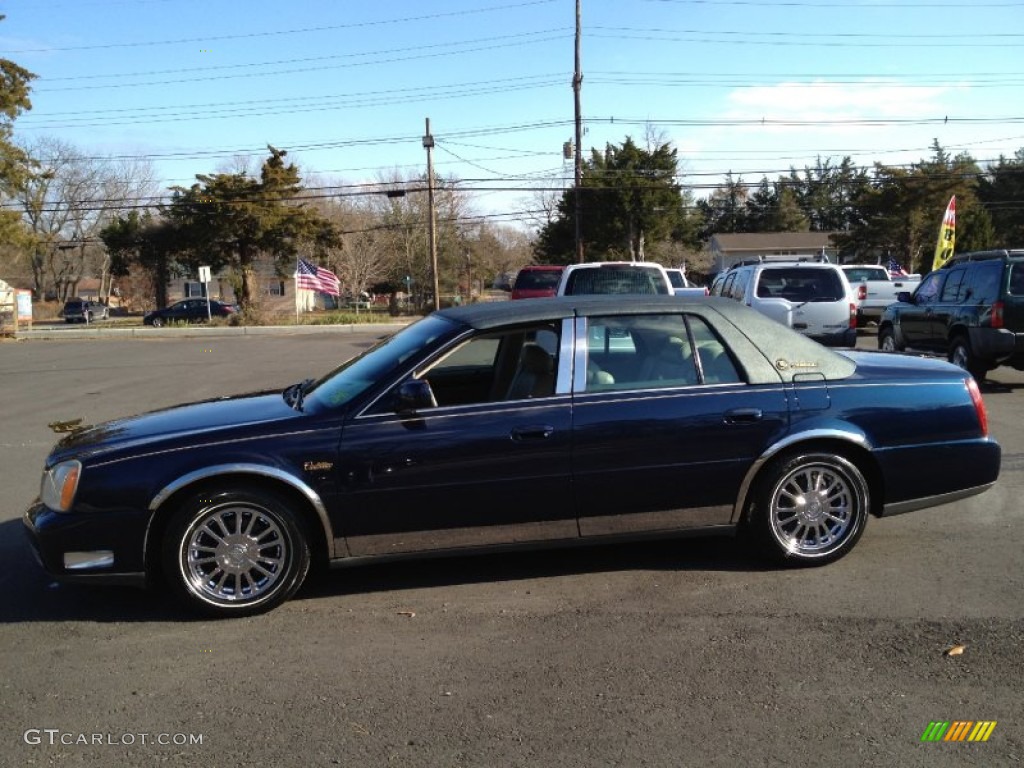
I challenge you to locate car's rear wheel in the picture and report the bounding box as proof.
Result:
[749,452,869,565]
[162,487,310,617]
[150,316,163,328]
[949,335,988,381]
[878,327,902,352]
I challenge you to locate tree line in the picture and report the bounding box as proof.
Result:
[3,23,1023,311]
[535,136,1024,277]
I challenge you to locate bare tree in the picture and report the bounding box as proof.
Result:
[14,136,156,301]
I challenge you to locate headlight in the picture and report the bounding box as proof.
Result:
[40,460,82,513]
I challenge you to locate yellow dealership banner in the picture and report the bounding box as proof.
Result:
[932,195,956,272]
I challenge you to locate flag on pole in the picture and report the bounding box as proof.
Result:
[931,196,956,272]
[295,259,341,296]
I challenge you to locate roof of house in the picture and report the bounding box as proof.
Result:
[710,232,839,252]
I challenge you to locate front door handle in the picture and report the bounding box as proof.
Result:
[724,408,762,424]
[511,425,555,441]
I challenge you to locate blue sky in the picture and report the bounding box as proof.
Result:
[3,0,1023,227]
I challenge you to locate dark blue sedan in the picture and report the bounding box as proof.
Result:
[24,297,1000,616]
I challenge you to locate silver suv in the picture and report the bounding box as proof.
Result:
[711,261,856,347]
[62,298,109,323]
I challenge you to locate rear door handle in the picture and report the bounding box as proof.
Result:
[724,408,762,424]
[511,425,555,441]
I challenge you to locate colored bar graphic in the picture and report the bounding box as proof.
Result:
[921,721,996,742]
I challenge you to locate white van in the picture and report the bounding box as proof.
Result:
[711,261,857,347]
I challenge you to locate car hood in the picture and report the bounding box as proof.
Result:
[48,390,304,465]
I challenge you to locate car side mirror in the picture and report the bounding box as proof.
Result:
[897,291,912,304]
[393,379,437,414]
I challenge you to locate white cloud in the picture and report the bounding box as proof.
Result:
[726,79,957,120]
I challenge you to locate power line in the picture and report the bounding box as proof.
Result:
[1,0,559,53]
[32,32,570,93]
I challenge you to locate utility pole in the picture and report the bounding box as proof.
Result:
[573,0,584,263]
[423,118,440,311]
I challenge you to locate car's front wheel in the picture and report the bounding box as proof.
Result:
[949,335,988,381]
[749,452,869,565]
[150,316,163,328]
[162,487,311,617]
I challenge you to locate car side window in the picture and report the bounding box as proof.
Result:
[940,269,966,302]
[914,271,945,304]
[585,314,738,391]
[728,269,750,301]
[964,262,1001,304]
[688,316,743,384]
[1009,264,1024,296]
[414,324,560,407]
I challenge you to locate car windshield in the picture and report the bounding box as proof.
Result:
[666,270,686,288]
[304,315,458,410]
[843,267,887,282]
[758,268,845,302]
[515,269,562,290]
[564,266,669,295]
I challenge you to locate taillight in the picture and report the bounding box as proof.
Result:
[857,285,867,301]
[966,377,989,437]
[849,303,857,328]
[991,300,1004,329]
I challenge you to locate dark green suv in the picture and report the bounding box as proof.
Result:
[877,249,1024,380]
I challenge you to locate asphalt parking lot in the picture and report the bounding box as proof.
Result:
[1,328,1022,767]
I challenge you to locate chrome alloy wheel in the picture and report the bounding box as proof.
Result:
[767,457,866,559]
[182,503,288,605]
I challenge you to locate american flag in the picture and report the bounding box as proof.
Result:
[888,258,909,278]
[295,259,340,296]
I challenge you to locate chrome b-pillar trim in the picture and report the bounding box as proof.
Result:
[147,464,338,558]
[731,429,871,523]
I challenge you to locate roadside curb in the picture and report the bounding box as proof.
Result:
[14,322,413,341]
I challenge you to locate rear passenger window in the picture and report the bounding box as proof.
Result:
[689,317,742,384]
[964,262,1001,303]
[940,269,966,302]
[584,314,741,392]
[1009,264,1024,296]
[727,270,750,301]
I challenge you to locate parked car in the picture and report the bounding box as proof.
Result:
[25,296,999,617]
[877,249,1024,380]
[143,299,238,327]
[62,298,108,323]
[711,260,857,347]
[557,261,672,296]
[840,264,920,324]
[664,268,709,297]
[510,265,565,300]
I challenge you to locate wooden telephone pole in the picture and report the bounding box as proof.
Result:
[423,118,440,312]
[573,0,584,263]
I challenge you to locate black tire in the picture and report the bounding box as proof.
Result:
[878,327,901,352]
[948,335,988,382]
[162,487,311,617]
[748,451,869,565]
[150,316,164,328]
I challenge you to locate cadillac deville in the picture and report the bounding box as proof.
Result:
[24,296,1000,617]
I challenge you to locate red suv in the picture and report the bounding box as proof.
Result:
[510,265,565,300]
